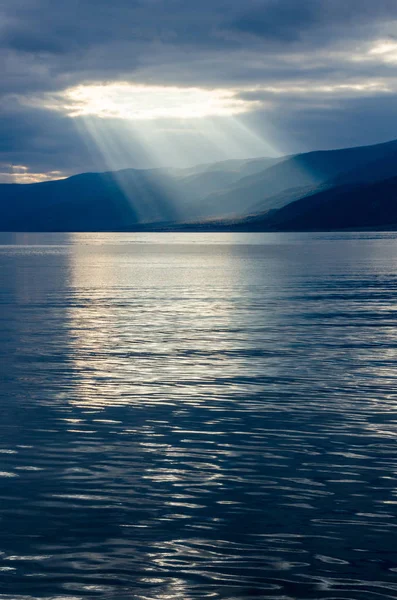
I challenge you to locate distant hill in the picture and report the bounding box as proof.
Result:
[198,139,397,218]
[0,170,176,231]
[238,176,397,231]
[2,138,397,231]
[0,157,282,231]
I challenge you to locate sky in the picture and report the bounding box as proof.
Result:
[2,0,397,182]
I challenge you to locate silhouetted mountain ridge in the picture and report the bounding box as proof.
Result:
[240,176,397,231]
[197,139,397,218]
[2,138,397,231]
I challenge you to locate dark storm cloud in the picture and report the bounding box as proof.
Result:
[0,104,104,176]
[231,1,318,42]
[2,0,394,94]
[241,93,397,153]
[1,0,397,179]
[231,0,397,43]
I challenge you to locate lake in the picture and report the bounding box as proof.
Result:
[0,232,396,599]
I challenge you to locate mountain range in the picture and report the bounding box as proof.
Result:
[2,138,397,231]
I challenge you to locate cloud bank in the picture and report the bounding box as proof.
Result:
[1,0,397,181]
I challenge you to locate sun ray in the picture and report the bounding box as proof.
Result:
[60,82,282,223]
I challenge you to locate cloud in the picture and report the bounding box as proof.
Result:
[230,0,397,44]
[25,83,261,120]
[0,164,65,184]
[1,0,397,180]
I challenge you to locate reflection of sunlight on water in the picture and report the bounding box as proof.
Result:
[65,236,246,410]
[2,232,397,599]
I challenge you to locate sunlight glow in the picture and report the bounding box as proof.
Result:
[0,164,66,184]
[74,114,278,172]
[255,81,391,95]
[72,113,279,221]
[369,40,397,59]
[351,40,397,65]
[18,81,279,185]
[54,83,261,120]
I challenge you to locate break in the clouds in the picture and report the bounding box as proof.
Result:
[1,0,397,181]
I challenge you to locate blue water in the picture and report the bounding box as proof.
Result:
[0,232,396,599]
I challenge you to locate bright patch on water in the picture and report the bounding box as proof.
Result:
[0,232,396,599]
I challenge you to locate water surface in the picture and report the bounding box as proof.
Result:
[0,232,396,599]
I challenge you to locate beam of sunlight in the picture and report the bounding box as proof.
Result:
[28,80,296,222]
[71,101,280,222]
[75,112,278,171]
[74,117,184,222]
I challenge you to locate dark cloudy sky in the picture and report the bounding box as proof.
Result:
[2,0,397,182]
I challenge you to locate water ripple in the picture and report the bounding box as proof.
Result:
[0,232,396,599]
